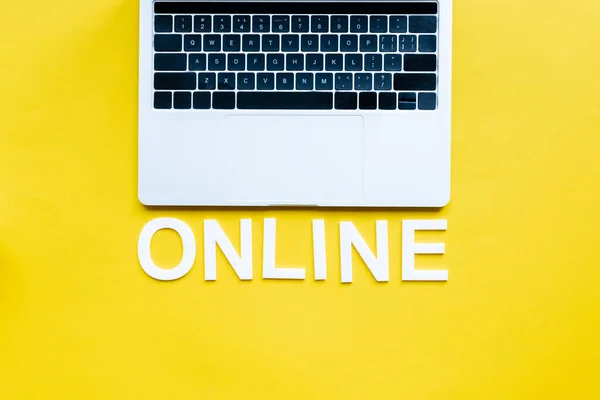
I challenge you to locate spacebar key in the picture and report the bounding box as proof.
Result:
[237,92,333,110]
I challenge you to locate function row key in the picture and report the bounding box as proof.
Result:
[154,91,436,110]
[155,15,438,34]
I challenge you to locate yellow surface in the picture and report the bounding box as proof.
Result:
[1,0,600,398]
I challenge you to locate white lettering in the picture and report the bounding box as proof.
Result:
[402,220,448,281]
[340,221,389,283]
[137,219,448,284]
[313,220,327,280]
[263,219,306,280]
[204,219,252,281]
[138,218,196,281]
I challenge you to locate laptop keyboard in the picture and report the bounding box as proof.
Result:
[152,2,439,111]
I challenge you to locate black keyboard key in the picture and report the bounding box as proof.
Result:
[257,73,275,90]
[321,35,338,52]
[335,92,357,110]
[364,54,382,71]
[155,53,187,71]
[282,35,300,52]
[272,16,290,32]
[370,16,388,33]
[331,16,348,33]
[380,35,397,52]
[399,35,417,52]
[419,35,437,52]
[267,54,284,71]
[390,16,408,33]
[194,16,211,32]
[208,54,226,71]
[404,54,437,71]
[374,73,392,90]
[233,15,250,32]
[276,73,294,90]
[242,34,260,51]
[228,54,245,71]
[315,73,333,90]
[223,34,241,51]
[247,53,265,71]
[286,54,304,71]
[155,15,172,32]
[292,15,309,32]
[350,16,368,33]
[253,15,270,32]
[409,16,437,33]
[379,92,396,110]
[335,73,352,90]
[184,35,202,51]
[198,73,216,90]
[325,54,343,71]
[354,73,372,90]
[306,54,324,71]
[360,35,377,52]
[174,16,192,32]
[419,93,437,110]
[384,54,402,71]
[262,35,280,51]
[155,3,439,14]
[345,54,362,71]
[174,92,192,109]
[237,92,333,110]
[154,72,197,90]
[394,73,436,90]
[359,92,377,110]
[214,15,231,32]
[154,92,172,109]
[311,16,329,32]
[398,92,417,110]
[203,35,221,51]
[218,73,236,90]
[193,91,211,109]
[296,73,314,90]
[213,92,235,109]
[340,35,358,52]
[301,35,319,52]
[155,34,182,52]
[238,73,255,90]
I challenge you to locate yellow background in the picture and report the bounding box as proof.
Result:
[1,0,600,398]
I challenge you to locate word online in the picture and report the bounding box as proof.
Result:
[138,218,448,283]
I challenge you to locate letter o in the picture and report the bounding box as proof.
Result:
[138,218,196,281]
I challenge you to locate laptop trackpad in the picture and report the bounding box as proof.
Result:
[225,115,364,205]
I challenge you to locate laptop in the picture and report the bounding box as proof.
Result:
[138,0,452,207]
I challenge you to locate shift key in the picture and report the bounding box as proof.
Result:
[154,72,197,90]
[393,73,436,91]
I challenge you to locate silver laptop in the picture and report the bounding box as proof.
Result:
[138,0,452,207]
